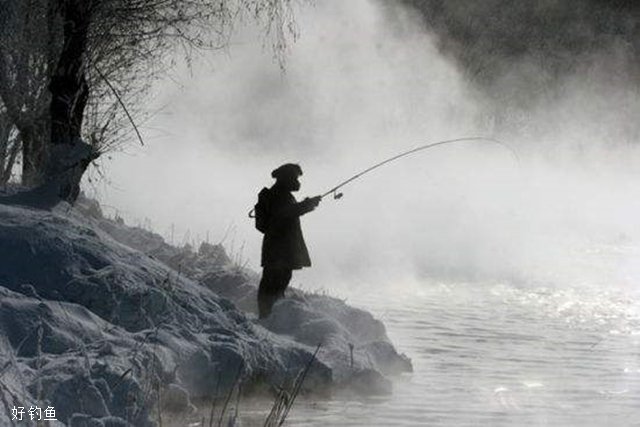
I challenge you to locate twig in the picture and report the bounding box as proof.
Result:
[35,321,43,405]
[217,364,243,427]
[230,383,242,426]
[92,64,145,146]
[208,371,222,427]
[278,342,321,426]
[264,386,288,427]
[156,379,163,427]
[111,368,133,392]
[0,381,17,427]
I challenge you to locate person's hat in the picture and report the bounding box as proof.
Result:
[271,163,303,180]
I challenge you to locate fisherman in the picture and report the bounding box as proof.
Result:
[251,138,516,318]
[256,163,321,318]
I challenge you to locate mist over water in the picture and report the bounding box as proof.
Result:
[94,0,640,297]
[89,0,640,295]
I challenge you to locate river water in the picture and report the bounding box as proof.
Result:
[183,245,640,427]
[282,275,640,425]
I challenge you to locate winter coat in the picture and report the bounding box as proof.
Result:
[260,186,315,270]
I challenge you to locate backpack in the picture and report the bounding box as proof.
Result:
[254,187,271,233]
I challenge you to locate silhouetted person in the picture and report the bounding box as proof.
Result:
[257,163,321,318]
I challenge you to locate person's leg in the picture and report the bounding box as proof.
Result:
[275,269,292,299]
[258,268,292,318]
[258,268,277,319]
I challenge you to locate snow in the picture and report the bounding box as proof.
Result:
[0,197,411,426]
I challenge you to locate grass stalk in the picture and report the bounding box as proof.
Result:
[217,364,243,427]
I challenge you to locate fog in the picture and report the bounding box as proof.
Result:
[92,0,640,295]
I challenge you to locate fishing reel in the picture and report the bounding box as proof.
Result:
[319,189,343,201]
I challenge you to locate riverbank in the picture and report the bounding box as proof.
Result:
[0,196,410,426]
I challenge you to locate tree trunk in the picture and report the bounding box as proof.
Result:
[0,0,97,208]
[20,124,49,187]
[46,0,97,203]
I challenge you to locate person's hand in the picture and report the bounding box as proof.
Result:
[304,196,321,208]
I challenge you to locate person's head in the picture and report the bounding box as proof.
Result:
[272,163,303,192]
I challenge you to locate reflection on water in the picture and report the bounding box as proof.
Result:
[282,280,640,426]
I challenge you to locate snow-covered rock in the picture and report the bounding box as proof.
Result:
[0,199,410,426]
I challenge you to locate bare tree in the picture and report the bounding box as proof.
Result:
[0,0,297,206]
[0,0,55,187]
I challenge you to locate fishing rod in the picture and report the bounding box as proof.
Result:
[249,136,518,217]
[320,136,519,200]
